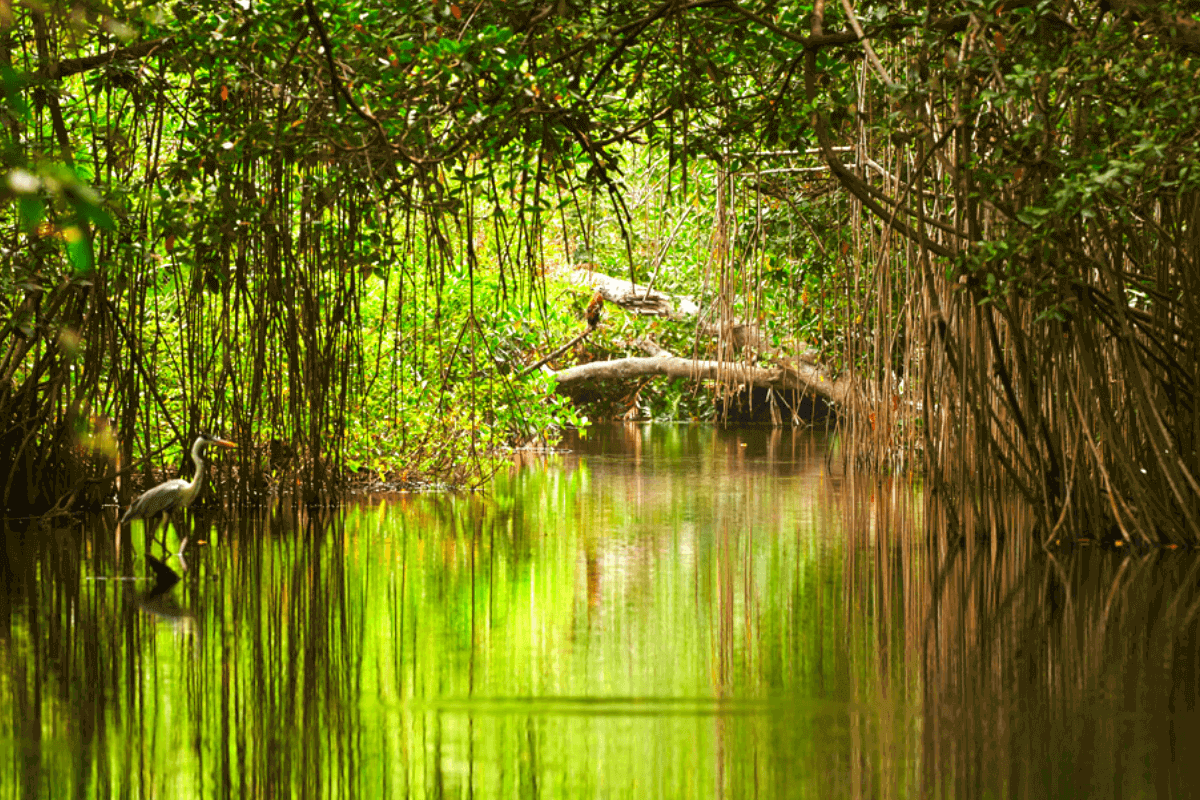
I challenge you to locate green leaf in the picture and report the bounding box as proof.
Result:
[17,197,45,230]
[63,227,95,277]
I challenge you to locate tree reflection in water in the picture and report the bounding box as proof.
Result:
[0,424,1197,798]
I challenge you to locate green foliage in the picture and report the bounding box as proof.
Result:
[338,263,588,483]
[1,71,113,282]
[883,2,1200,301]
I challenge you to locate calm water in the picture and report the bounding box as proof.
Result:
[3,424,1200,798]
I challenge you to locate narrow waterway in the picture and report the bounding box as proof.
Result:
[2,424,1198,798]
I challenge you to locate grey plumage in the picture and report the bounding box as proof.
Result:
[120,433,237,525]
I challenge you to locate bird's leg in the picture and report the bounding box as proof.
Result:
[164,510,184,555]
[179,509,193,555]
[148,512,174,556]
[142,515,159,554]
[176,515,190,565]
[166,510,191,568]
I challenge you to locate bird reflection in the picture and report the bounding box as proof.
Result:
[138,555,197,633]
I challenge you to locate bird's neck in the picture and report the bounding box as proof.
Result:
[190,455,207,490]
[185,443,209,501]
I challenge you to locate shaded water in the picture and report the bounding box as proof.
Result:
[2,424,1200,798]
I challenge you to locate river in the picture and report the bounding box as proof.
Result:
[1,423,1197,798]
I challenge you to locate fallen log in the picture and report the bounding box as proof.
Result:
[550,355,851,405]
[570,269,700,317]
[562,269,845,407]
[571,268,821,364]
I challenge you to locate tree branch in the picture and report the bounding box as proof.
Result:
[34,36,175,80]
[302,0,417,164]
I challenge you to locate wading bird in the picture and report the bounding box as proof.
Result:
[120,432,237,550]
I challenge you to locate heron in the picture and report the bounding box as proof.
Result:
[120,432,237,551]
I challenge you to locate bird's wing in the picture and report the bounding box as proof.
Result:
[123,478,190,521]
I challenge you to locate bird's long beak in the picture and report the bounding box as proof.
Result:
[214,438,237,449]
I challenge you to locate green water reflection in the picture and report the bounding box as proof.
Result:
[3,424,1199,798]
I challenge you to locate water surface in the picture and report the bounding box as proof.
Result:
[2,424,1198,798]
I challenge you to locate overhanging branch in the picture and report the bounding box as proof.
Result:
[34,36,174,80]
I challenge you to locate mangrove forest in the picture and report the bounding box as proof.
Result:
[3,0,1199,546]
